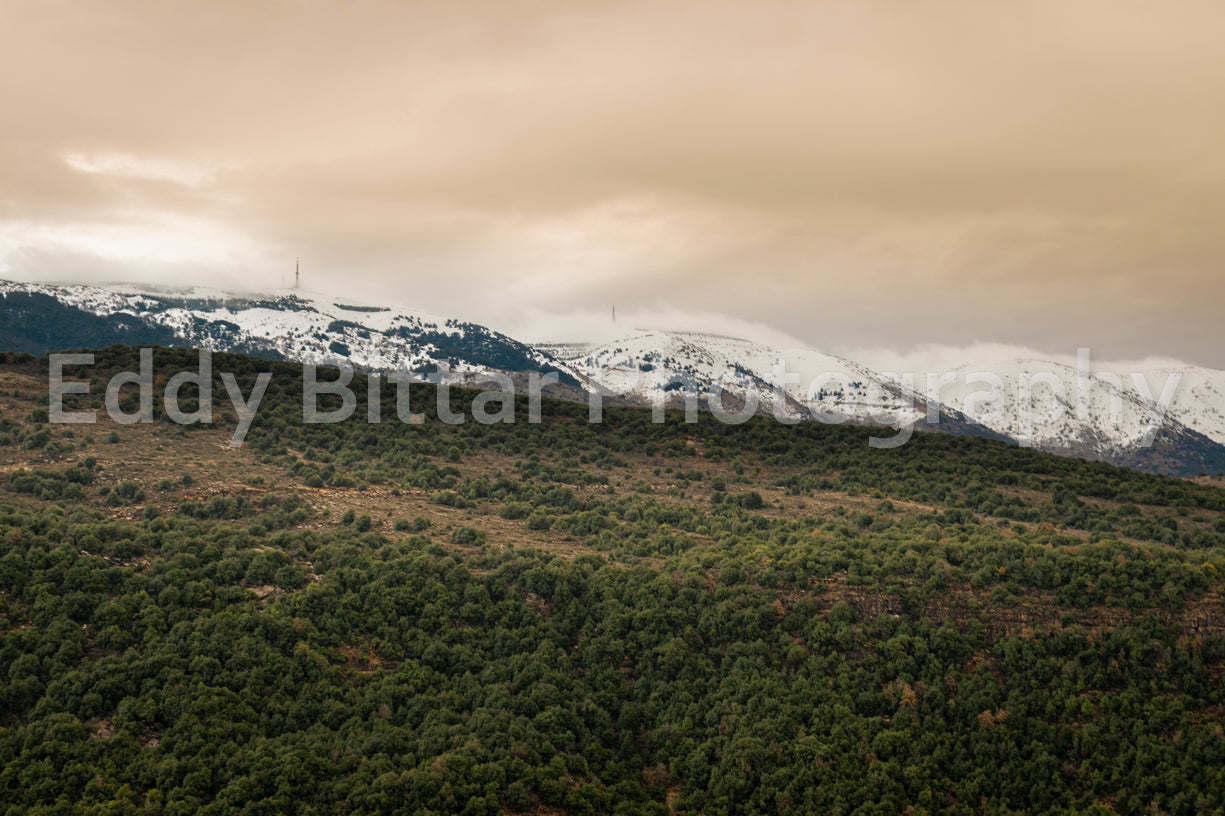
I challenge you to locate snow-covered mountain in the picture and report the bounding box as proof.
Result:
[920,357,1225,475]
[1142,366,1225,447]
[1,278,1223,475]
[543,332,1225,474]
[931,358,1176,453]
[540,330,999,436]
[0,280,580,385]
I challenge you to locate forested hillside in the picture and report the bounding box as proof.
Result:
[2,347,1224,815]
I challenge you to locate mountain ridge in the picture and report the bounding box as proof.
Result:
[2,278,1223,476]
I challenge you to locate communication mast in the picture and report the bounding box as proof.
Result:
[295,258,300,289]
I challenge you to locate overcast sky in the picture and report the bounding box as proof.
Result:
[3,0,1224,367]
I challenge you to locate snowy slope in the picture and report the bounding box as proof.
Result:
[928,359,1170,452]
[920,357,1225,456]
[0,279,579,382]
[3,278,1224,474]
[1138,366,1225,447]
[545,331,1225,473]
[887,356,1225,474]
[544,330,928,427]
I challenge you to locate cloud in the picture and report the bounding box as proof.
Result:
[62,152,221,187]
[500,306,808,350]
[837,342,1200,379]
[2,0,1224,365]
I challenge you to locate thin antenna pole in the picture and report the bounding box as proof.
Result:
[612,304,616,323]
[295,257,300,289]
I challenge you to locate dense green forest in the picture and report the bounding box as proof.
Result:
[2,347,1224,815]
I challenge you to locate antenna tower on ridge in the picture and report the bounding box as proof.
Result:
[295,258,300,289]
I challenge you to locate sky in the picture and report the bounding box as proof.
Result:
[2,0,1224,367]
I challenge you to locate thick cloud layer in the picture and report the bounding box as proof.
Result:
[3,0,1223,365]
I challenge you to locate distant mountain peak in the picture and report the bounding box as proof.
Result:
[0,278,581,384]
[2,278,1224,476]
